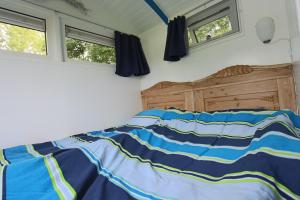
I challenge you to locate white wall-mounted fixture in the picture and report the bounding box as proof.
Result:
[255,17,275,44]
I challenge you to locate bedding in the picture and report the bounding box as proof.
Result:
[1,109,300,200]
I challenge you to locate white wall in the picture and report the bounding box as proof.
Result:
[140,0,292,90]
[0,56,142,149]
[0,1,142,148]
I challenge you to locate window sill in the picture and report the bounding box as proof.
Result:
[65,58,116,67]
[0,49,53,63]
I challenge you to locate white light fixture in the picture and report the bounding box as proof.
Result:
[255,17,275,44]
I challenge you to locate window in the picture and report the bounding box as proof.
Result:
[0,7,46,55]
[187,0,239,47]
[65,26,115,64]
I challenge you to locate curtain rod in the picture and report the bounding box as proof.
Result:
[182,0,216,16]
[22,0,117,33]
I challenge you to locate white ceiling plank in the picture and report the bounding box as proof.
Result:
[24,0,207,34]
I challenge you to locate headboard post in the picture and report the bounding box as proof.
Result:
[141,64,297,112]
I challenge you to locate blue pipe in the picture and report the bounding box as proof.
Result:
[144,0,168,25]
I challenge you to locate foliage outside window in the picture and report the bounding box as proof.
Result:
[65,26,115,65]
[191,16,232,45]
[66,37,115,64]
[187,0,239,47]
[0,7,46,55]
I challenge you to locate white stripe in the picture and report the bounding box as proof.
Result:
[129,114,297,137]
[127,117,159,127]
[46,156,74,199]
[126,129,300,150]
[112,131,300,164]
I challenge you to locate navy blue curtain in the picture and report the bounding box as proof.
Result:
[164,16,187,62]
[114,31,150,77]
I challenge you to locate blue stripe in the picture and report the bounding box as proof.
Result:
[4,146,35,163]
[114,121,298,147]
[52,148,134,200]
[80,147,162,200]
[127,129,300,160]
[144,0,168,24]
[33,142,60,156]
[6,157,59,199]
[137,109,300,127]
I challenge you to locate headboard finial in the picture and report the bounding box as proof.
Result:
[212,65,254,78]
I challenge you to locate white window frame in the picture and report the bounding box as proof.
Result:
[60,14,115,65]
[0,7,46,32]
[0,0,60,62]
[187,0,241,48]
[296,0,300,34]
[65,26,114,48]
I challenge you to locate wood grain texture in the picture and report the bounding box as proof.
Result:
[141,64,297,112]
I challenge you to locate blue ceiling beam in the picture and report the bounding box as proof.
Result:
[144,0,168,25]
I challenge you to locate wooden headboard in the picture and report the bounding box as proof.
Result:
[141,64,297,112]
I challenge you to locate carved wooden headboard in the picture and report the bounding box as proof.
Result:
[141,64,297,112]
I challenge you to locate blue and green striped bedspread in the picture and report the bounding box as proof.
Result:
[1,109,300,200]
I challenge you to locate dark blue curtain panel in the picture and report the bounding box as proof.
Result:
[164,16,187,61]
[114,31,150,77]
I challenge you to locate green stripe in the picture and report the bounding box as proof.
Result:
[31,143,75,199]
[51,156,77,199]
[26,145,41,157]
[85,135,299,200]
[0,150,8,165]
[44,157,65,200]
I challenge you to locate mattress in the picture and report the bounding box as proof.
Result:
[1,109,300,200]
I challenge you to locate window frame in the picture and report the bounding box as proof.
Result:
[60,14,115,66]
[0,0,59,61]
[187,0,240,48]
[0,7,46,32]
[0,6,48,56]
[65,26,114,48]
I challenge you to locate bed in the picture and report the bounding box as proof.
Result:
[1,64,300,200]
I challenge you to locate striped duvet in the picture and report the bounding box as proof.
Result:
[1,109,300,200]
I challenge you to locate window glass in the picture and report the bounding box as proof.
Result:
[193,16,232,43]
[65,26,115,64]
[0,8,46,55]
[66,37,115,64]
